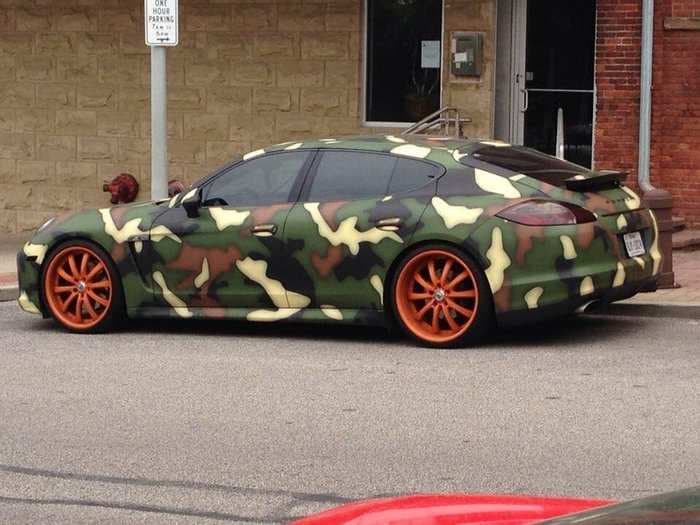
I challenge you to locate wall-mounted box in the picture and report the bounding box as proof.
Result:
[451,32,484,77]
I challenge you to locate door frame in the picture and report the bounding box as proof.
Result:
[494,0,598,162]
[494,0,526,145]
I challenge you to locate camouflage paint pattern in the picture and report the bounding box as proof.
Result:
[17,135,661,328]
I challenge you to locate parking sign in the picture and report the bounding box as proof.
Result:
[145,0,179,46]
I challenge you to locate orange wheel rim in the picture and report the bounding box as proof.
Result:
[395,250,479,344]
[43,245,112,330]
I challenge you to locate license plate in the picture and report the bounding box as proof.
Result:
[623,231,645,257]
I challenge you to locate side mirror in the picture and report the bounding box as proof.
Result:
[181,187,202,218]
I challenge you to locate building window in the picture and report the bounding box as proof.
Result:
[364,0,443,125]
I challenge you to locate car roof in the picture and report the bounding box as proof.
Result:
[262,135,507,164]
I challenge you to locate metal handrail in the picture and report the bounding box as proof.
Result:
[401,106,471,138]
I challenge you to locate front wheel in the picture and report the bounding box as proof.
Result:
[391,246,493,348]
[42,240,124,333]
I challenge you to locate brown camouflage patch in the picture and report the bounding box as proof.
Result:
[311,245,344,278]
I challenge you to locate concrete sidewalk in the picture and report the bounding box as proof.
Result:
[1,235,698,318]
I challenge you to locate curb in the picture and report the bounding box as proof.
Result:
[586,301,700,320]
[0,285,18,303]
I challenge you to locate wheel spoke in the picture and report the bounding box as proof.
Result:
[79,253,88,277]
[408,292,432,301]
[86,262,105,281]
[89,280,110,290]
[414,273,433,292]
[68,255,80,280]
[73,295,82,321]
[441,259,453,285]
[54,285,76,294]
[61,292,78,312]
[446,271,470,290]
[449,289,476,299]
[57,267,76,284]
[415,301,433,320]
[87,290,109,307]
[427,260,439,285]
[442,305,459,331]
[446,298,473,319]
[430,306,440,333]
[83,296,98,320]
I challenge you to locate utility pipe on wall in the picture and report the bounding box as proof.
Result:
[637,0,675,289]
[638,0,655,192]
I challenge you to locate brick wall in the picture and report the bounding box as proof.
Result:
[595,0,700,226]
[650,0,700,225]
[0,0,497,234]
[593,0,642,186]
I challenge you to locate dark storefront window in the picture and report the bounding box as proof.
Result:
[365,0,443,124]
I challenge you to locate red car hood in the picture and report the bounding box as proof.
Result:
[292,493,613,525]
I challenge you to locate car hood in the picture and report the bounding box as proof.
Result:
[292,494,612,525]
[28,199,169,248]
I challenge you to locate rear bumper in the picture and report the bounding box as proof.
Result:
[497,274,658,328]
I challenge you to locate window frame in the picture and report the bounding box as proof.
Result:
[200,149,318,208]
[362,0,446,128]
[298,148,445,203]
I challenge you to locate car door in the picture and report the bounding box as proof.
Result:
[282,149,440,310]
[147,150,315,315]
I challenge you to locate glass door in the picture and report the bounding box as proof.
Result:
[497,0,596,168]
[523,0,596,167]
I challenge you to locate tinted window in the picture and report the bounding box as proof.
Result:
[366,0,443,123]
[307,151,397,201]
[470,146,591,187]
[204,152,310,207]
[388,158,441,195]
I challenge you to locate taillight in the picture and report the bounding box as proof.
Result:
[496,200,597,226]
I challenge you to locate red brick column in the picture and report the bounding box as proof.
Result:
[650,0,700,226]
[593,0,642,188]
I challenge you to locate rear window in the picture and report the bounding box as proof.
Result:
[468,146,591,187]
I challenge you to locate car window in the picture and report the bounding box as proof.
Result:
[469,146,591,187]
[307,151,397,202]
[388,158,441,195]
[203,152,310,207]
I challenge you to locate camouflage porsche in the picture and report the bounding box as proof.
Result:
[17,135,661,347]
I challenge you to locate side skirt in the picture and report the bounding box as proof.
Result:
[127,307,387,327]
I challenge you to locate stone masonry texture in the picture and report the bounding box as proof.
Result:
[4,0,698,233]
[0,0,496,234]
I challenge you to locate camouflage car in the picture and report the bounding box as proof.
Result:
[17,135,661,347]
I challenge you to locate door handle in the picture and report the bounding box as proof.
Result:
[374,217,403,231]
[520,88,529,113]
[251,224,278,237]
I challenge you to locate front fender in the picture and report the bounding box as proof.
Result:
[17,202,167,316]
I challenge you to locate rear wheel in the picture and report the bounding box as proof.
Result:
[42,241,123,333]
[392,246,493,348]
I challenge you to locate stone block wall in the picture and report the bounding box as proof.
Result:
[0,0,496,234]
[442,0,496,138]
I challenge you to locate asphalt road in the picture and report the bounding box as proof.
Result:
[0,302,698,524]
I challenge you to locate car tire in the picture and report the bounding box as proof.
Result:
[42,239,124,334]
[390,244,493,348]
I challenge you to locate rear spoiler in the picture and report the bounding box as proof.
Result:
[565,170,627,192]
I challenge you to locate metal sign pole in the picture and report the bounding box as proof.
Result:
[145,0,178,201]
[150,45,168,200]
